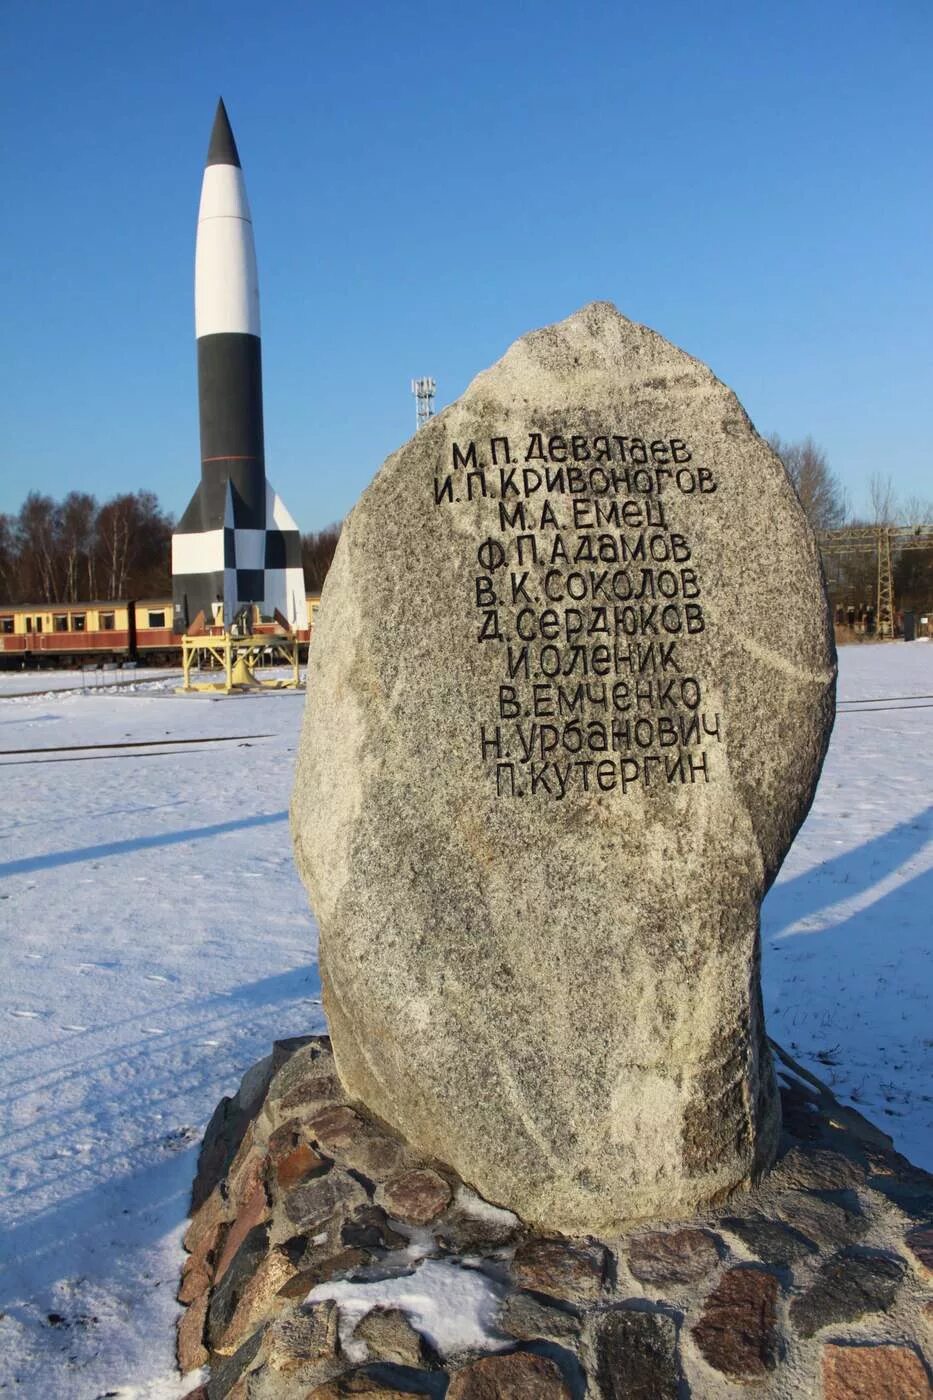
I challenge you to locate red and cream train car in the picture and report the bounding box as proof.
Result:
[0,596,321,667]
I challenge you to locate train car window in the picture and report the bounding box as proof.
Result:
[0,616,13,634]
[35,616,43,633]
[73,614,86,631]
[100,612,115,630]
[25,617,33,633]
[147,610,166,628]
[54,614,69,632]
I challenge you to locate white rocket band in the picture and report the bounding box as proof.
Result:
[195,165,260,339]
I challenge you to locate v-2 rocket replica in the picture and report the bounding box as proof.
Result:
[172,100,307,634]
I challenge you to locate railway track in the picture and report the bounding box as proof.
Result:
[836,692,933,704]
[0,733,274,766]
[0,733,274,756]
[836,694,933,714]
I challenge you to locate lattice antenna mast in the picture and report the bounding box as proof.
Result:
[411,377,436,431]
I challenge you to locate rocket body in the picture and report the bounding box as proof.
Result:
[172,101,308,632]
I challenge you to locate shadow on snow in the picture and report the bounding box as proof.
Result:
[0,811,289,879]
[762,804,932,939]
[0,964,323,1305]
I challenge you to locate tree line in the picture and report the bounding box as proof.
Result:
[0,491,174,605]
[0,491,343,605]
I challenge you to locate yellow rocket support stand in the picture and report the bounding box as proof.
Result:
[178,632,301,693]
[231,653,257,687]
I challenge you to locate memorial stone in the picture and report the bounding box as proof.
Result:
[291,302,836,1232]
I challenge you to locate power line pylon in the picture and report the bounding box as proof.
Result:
[815,523,933,635]
[876,527,894,639]
[411,377,436,432]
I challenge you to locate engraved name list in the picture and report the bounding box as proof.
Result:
[433,430,723,800]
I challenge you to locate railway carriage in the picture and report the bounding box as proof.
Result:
[0,596,319,668]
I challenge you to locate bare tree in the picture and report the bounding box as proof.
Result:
[768,435,847,532]
[96,495,133,598]
[126,490,173,596]
[900,494,933,528]
[60,492,97,603]
[0,515,18,603]
[301,523,342,593]
[96,491,173,598]
[868,473,897,525]
[16,493,62,602]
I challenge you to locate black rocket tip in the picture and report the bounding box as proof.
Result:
[206,97,241,168]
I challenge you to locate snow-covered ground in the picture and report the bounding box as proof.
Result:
[0,645,930,1397]
[0,666,183,697]
[0,673,321,1397]
[761,644,932,1168]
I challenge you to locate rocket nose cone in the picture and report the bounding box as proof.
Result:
[206,98,241,168]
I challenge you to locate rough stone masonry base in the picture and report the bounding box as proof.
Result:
[177,1036,932,1399]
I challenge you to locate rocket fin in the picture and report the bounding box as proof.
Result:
[260,564,308,628]
[265,479,300,531]
[177,483,204,533]
[259,480,308,627]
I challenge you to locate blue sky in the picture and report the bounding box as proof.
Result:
[2,0,931,531]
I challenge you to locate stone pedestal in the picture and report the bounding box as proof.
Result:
[177,1037,933,1400]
